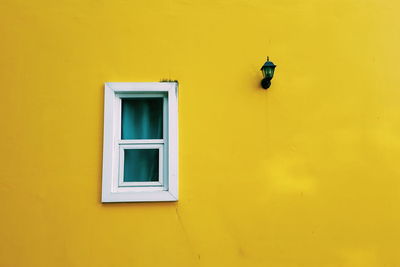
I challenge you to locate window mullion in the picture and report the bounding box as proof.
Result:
[118,139,164,145]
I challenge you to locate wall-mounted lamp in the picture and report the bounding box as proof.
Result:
[260,57,276,89]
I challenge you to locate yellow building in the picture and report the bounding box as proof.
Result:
[1,0,400,266]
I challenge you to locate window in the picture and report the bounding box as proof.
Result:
[102,82,178,202]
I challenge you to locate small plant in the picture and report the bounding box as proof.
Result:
[160,79,179,84]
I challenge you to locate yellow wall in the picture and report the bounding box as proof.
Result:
[1,0,400,266]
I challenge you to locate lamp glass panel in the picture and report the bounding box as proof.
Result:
[264,67,274,78]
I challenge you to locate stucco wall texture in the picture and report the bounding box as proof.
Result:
[1,0,400,266]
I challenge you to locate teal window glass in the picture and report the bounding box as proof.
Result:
[123,149,159,182]
[121,98,163,140]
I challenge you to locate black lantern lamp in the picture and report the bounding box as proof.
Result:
[260,57,276,89]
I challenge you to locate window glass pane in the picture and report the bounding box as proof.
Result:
[121,98,163,139]
[123,149,159,182]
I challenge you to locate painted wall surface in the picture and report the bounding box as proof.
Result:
[1,0,400,266]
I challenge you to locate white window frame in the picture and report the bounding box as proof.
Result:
[102,82,178,202]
